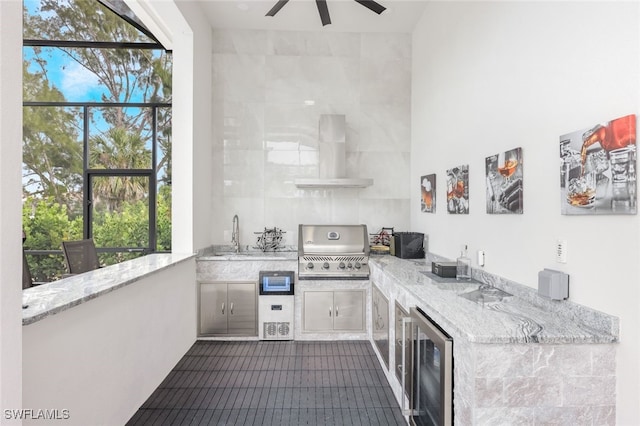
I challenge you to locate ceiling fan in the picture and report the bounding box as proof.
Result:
[266,0,387,27]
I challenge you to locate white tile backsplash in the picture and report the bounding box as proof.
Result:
[212,29,411,244]
[358,103,411,152]
[361,33,412,60]
[217,54,266,102]
[221,101,265,151]
[265,56,360,104]
[213,30,270,55]
[359,57,411,104]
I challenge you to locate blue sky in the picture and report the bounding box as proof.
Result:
[24,47,108,102]
[24,0,105,101]
[23,0,164,103]
[23,0,170,180]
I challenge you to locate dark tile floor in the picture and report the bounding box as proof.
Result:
[127,340,406,425]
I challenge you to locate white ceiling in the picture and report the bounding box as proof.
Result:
[199,0,428,33]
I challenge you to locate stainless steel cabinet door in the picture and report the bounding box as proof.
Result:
[333,290,365,331]
[227,282,257,335]
[200,283,228,335]
[372,283,390,369]
[303,291,334,331]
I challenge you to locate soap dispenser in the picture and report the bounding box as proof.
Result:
[456,245,471,281]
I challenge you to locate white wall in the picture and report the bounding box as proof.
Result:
[0,0,24,422]
[175,2,214,253]
[411,2,639,424]
[211,30,412,248]
[126,0,214,253]
[22,259,197,426]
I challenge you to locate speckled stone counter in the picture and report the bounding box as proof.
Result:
[196,251,297,282]
[370,255,618,344]
[370,254,618,425]
[22,253,195,325]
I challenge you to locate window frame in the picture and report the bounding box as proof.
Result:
[22,7,172,272]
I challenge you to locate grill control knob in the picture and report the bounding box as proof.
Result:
[347,262,353,269]
[307,262,314,270]
[322,262,330,270]
[338,262,346,270]
[354,262,362,270]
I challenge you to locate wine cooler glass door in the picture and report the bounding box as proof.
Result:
[410,307,453,426]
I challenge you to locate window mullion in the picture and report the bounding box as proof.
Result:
[83,105,91,239]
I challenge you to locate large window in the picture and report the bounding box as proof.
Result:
[23,0,172,281]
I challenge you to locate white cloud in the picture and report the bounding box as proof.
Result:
[60,61,100,100]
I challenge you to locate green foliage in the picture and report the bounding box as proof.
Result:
[89,126,151,212]
[23,196,82,281]
[93,200,149,265]
[22,61,84,210]
[157,186,172,251]
[24,0,169,105]
[23,192,172,279]
[22,0,173,279]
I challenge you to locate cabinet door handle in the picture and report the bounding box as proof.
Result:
[335,306,339,317]
[401,316,413,415]
[230,302,234,315]
[329,307,332,317]
[222,302,225,315]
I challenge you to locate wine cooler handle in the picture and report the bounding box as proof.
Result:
[401,316,414,416]
[230,302,234,315]
[222,302,225,315]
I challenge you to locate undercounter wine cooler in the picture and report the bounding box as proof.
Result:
[403,307,454,426]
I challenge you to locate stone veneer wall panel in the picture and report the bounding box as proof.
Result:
[473,343,616,424]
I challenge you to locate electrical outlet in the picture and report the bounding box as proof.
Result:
[556,240,567,263]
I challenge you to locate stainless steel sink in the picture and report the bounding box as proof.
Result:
[459,284,513,305]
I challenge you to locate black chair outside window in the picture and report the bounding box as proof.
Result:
[61,239,101,275]
[23,248,34,289]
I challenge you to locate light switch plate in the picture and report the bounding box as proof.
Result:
[556,240,567,263]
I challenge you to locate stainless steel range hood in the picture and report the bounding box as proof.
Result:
[294,114,373,189]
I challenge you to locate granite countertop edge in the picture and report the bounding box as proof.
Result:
[370,256,618,345]
[198,252,298,261]
[22,253,195,326]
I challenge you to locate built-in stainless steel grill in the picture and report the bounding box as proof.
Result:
[298,224,370,280]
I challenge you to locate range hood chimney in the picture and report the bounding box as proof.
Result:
[294,114,373,188]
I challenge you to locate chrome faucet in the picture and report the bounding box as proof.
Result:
[232,214,240,253]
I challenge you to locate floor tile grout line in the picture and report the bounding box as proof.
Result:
[128,341,405,425]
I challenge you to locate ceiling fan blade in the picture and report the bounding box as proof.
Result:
[266,0,290,17]
[316,0,331,26]
[354,0,386,15]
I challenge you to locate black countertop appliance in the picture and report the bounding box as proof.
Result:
[391,232,425,259]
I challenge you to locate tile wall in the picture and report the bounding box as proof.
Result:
[211,30,411,249]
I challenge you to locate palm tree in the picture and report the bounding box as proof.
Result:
[89,126,150,212]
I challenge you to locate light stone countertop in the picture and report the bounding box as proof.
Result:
[200,250,618,344]
[371,255,618,345]
[198,251,297,261]
[22,253,195,326]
